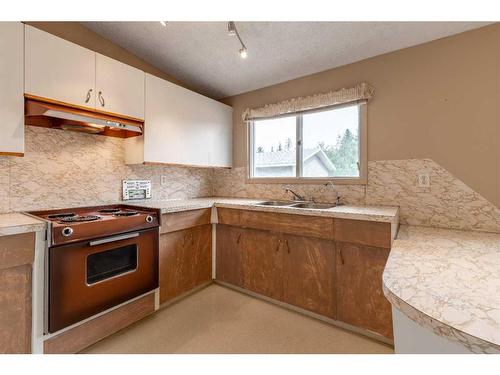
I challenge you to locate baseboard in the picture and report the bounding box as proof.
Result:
[159,281,213,310]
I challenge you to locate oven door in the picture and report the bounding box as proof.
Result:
[49,227,159,333]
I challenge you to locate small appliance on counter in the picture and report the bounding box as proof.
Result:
[28,204,161,333]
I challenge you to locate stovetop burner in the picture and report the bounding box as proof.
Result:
[59,215,102,223]
[113,211,139,217]
[47,213,76,219]
[97,208,121,214]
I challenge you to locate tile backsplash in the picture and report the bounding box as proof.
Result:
[213,160,500,233]
[0,126,213,212]
[1,126,498,233]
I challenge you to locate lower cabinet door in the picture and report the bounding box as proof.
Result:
[282,234,336,318]
[336,242,393,338]
[216,225,244,287]
[159,225,212,304]
[241,228,283,301]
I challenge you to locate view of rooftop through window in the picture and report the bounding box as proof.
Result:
[251,104,360,178]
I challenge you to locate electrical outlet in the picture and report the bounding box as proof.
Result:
[161,175,168,186]
[418,173,430,188]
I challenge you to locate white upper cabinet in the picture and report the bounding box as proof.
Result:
[25,25,96,109]
[125,74,233,168]
[24,26,145,119]
[95,53,145,119]
[0,22,24,155]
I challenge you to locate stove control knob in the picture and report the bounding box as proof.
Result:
[62,227,74,237]
[146,215,154,223]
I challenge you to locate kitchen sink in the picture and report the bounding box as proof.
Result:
[291,202,337,209]
[255,201,337,209]
[256,200,298,207]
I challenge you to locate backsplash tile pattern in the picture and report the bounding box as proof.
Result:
[212,167,366,205]
[0,158,9,213]
[0,127,498,233]
[213,160,500,233]
[1,126,213,212]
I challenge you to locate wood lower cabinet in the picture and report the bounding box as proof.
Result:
[216,226,336,318]
[0,232,35,353]
[241,228,283,301]
[216,225,244,287]
[216,225,283,300]
[159,225,212,304]
[282,234,336,318]
[336,242,393,339]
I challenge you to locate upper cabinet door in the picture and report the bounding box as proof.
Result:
[0,22,24,156]
[95,54,145,120]
[24,25,95,109]
[142,74,232,167]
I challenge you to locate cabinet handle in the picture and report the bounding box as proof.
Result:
[85,89,93,103]
[190,233,194,246]
[236,233,242,244]
[275,239,282,253]
[284,239,290,254]
[339,248,345,265]
[98,91,105,107]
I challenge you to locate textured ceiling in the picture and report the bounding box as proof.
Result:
[82,22,491,99]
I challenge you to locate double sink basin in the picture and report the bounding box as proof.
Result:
[254,200,337,210]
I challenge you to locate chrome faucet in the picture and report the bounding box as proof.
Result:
[285,187,305,201]
[324,181,342,205]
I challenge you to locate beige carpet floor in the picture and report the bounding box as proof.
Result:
[82,284,393,354]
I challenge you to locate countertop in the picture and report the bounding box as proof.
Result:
[383,225,500,353]
[0,212,46,236]
[131,197,400,224]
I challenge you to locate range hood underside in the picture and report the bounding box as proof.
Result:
[24,95,144,138]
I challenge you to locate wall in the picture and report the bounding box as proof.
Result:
[221,23,500,208]
[0,127,213,212]
[24,22,199,95]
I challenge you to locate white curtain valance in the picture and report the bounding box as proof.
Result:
[242,82,374,122]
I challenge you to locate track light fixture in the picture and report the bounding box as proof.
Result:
[228,21,248,59]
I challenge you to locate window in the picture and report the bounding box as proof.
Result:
[248,101,367,183]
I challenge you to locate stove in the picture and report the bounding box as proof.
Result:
[29,204,160,246]
[28,204,161,333]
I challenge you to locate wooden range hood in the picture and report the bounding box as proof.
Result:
[24,95,143,138]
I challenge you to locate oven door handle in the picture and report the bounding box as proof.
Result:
[89,232,140,246]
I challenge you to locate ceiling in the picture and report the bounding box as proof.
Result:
[82,22,491,99]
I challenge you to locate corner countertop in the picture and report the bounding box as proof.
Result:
[383,225,500,353]
[130,197,400,224]
[0,213,46,237]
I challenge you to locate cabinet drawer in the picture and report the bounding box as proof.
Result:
[334,218,392,248]
[161,209,211,234]
[217,208,335,240]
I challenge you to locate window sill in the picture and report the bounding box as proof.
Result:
[245,177,367,185]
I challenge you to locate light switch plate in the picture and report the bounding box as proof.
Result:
[418,173,431,188]
[161,175,167,186]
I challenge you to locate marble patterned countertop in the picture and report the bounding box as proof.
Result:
[383,225,500,353]
[130,196,400,224]
[0,212,46,236]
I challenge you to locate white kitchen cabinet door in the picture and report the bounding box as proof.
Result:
[125,74,232,168]
[24,25,95,109]
[95,53,145,120]
[0,22,24,155]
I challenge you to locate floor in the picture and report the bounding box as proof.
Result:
[82,284,393,354]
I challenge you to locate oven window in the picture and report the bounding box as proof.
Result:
[87,245,138,285]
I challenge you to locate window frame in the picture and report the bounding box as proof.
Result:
[246,100,367,185]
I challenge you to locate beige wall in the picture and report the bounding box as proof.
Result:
[222,24,500,208]
[24,22,199,95]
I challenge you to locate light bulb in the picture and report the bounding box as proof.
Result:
[160,21,167,27]
[239,48,248,59]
